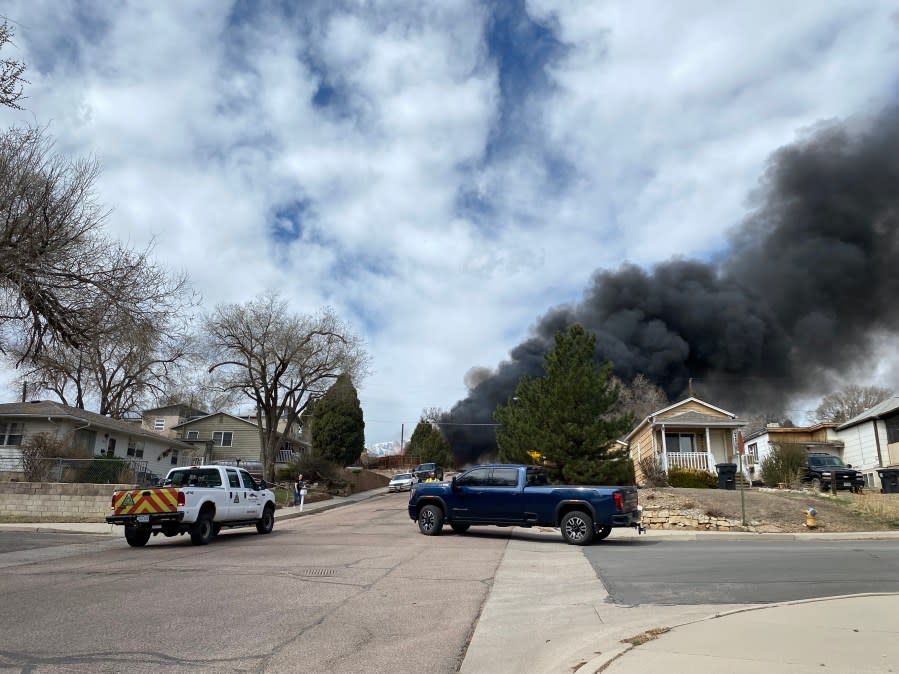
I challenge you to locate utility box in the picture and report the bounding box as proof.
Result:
[877,469,899,494]
[716,463,737,491]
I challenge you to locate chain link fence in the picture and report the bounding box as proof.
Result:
[0,456,153,485]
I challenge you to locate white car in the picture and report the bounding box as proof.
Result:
[388,473,416,492]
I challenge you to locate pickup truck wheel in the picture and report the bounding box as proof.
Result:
[256,505,275,534]
[561,511,594,546]
[211,523,221,537]
[595,526,612,541]
[124,525,151,547]
[450,523,470,534]
[190,515,214,545]
[418,504,444,536]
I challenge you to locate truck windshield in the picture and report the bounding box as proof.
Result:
[808,456,846,468]
[167,468,223,488]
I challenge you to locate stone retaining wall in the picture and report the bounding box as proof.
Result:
[0,482,130,521]
[641,506,757,532]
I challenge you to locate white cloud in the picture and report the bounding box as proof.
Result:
[2,1,897,443]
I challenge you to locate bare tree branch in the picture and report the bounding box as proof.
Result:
[0,20,28,110]
[204,293,369,480]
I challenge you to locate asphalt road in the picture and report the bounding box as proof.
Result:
[585,539,899,605]
[0,493,508,674]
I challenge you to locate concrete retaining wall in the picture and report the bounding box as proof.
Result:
[0,482,131,522]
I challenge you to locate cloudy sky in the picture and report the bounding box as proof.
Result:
[3,1,897,446]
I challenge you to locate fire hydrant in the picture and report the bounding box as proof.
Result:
[805,506,818,529]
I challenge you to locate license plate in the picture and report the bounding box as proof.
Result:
[843,483,851,487]
[137,515,150,523]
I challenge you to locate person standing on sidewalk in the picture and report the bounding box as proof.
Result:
[294,474,305,506]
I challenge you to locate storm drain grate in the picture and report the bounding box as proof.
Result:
[302,568,337,577]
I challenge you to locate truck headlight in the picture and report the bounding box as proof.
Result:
[821,472,831,476]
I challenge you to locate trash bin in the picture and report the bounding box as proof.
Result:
[716,463,737,491]
[877,469,899,494]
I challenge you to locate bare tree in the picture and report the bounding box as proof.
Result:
[615,374,669,421]
[205,293,369,480]
[0,20,28,110]
[810,384,893,424]
[0,126,191,361]
[11,311,195,418]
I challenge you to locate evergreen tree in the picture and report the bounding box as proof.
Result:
[311,374,365,467]
[406,418,453,467]
[494,324,635,484]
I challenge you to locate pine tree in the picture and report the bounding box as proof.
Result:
[494,324,635,484]
[311,374,365,467]
[407,419,453,467]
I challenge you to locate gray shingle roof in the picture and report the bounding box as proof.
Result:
[0,400,193,449]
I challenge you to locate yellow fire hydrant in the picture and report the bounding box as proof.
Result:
[805,506,818,529]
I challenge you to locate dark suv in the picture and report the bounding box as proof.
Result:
[803,452,864,493]
[413,462,444,482]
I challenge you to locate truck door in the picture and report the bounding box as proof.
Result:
[224,468,243,520]
[450,467,493,521]
[238,469,264,519]
[484,466,523,523]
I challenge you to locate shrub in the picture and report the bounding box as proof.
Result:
[759,443,806,488]
[19,433,79,481]
[668,467,718,489]
[638,455,669,487]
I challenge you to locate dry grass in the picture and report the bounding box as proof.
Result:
[839,492,899,525]
[622,627,671,646]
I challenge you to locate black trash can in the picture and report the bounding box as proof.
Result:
[877,469,899,494]
[716,463,737,491]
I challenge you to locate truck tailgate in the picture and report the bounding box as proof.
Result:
[112,488,180,516]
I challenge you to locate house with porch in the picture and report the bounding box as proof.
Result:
[743,422,843,483]
[626,397,749,485]
[171,411,309,472]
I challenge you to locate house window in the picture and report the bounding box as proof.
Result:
[0,423,23,446]
[747,443,759,465]
[154,418,165,431]
[885,417,899,444]
[126,440,144,458]
[664,433,696,453]
[107,437,117,456]
[170,450,179,465]
[212,431,233,447]
[186,431,199,440]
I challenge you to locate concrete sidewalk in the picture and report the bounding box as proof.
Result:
[600,593,899,674]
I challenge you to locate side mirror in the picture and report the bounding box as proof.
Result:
[259,480,267,490]
[846,464,852,469]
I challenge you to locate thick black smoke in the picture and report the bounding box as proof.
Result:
[444,108,899,463]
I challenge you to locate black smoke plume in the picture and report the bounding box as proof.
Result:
[444,108,899,464]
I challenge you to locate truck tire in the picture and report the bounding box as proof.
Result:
[124,525,152,547]
[811,477,822,493]
[595,526,612,541]
[211,523,222,537]
[418,504,444,536]
[190,515,214,545]
[256,505,275,534]
[560,510,594,545]
[450,522,470,534]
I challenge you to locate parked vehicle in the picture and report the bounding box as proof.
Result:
[408,464,641,545]
[106,465,276,547]
[388,473,416,492]
[413,462,444,481]
[803,452,864,493]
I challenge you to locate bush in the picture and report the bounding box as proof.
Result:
[759,443,806,488]
[668,467,718,489]
[285,454,350,494]
[19,433,79,481]
[638,455,669,487]
[77,457,134,484]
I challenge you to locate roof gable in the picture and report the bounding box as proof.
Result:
[624,396,742,442]
[172,411,260,430]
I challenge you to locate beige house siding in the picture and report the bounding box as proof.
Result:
[174,414,263,462]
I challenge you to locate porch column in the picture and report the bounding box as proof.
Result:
[706,427,714,472]
[660,424,668,473]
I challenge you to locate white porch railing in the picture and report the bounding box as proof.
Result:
[666,452,713,472]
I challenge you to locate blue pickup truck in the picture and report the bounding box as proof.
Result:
[407,464,641,545]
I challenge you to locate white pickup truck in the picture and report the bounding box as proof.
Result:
[106,465,277,547]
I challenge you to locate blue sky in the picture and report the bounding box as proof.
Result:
[3,1,898,446]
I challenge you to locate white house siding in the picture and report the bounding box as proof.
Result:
[835,421,886,490]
